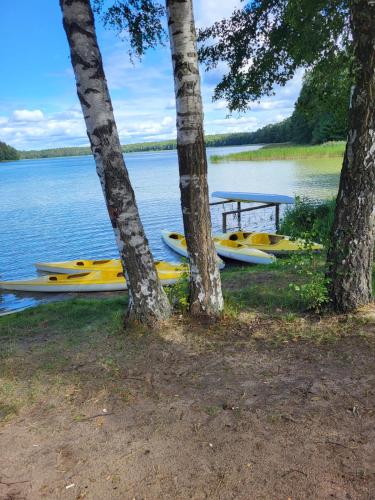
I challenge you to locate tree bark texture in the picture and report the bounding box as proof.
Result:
[327,0,375,312]
[166,0,224,318]
[60,0,171,325]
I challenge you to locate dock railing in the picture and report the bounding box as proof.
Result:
[209,200,282,233]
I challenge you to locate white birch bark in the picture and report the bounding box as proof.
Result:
[60,0,171,325]
[166,0,224,318]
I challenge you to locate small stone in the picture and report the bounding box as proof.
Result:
[309,381,323,395]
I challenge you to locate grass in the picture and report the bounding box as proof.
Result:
[0,296,144,421]
[210,141,346,162]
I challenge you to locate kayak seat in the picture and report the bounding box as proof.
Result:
[49,276,58,281]
[250,233,270,245]
[228,232,251,241]
[170,233,180,240]
[241,232,251,239]
[269,235,284,245]
[76,261,85,266]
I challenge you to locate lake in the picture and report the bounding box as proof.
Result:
[0,145,342,313]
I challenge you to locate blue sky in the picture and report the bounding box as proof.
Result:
[0,0,303,150]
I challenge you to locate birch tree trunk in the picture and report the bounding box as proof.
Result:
[60,0,171,325]
[166,0,224,319]
[327,0,375,312]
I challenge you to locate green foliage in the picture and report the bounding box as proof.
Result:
[292,56,351,144]
[198,0,350,112]
[92,0,166,59]
[280,196,336,247]
[211,142,345,162]
[165,272,190,314]
[285,253,330,312]
[291,274,330,312]
[0,141,19,162]
[208,54,351,147]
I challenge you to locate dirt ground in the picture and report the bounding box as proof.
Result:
[0,309,375,500]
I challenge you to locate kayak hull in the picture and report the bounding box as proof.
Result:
[215,231,323,255]
[0,270,180,293]
[0,282,128,293]
[214,245,275,265]
[161,231,189,258]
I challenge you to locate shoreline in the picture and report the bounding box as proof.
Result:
[211,142,346,162]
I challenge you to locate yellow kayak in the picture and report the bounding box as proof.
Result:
[0,267,183,293]
[216,231,323,255]
[35,258,187,275]
[161,231,225,269]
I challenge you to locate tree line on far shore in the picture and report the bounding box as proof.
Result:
[0,141,19,161]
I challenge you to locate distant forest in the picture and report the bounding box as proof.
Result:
[0,141,20,161]
[19,134,264,159]
[2,59,349,162]
[18,132,290,160]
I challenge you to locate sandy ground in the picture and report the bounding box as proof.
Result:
[0,315,374,500]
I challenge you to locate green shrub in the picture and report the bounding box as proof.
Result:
[285,253,330,312]
[165,273,190,313]
[280,196,335,246]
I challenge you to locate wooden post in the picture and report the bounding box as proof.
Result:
[237,202,241,229]
[275,204,280,232]
[222,212,227,233]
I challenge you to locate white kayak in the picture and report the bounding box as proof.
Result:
[213,236,276,264]
[161,230,226,269]
[162,230,274,265]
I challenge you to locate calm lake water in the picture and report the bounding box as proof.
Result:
[0,145,342,313]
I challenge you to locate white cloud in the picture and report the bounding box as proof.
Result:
[0,75,301,150]
[0,102,177,149]
[12,109,44,122]
[206,115,259,134]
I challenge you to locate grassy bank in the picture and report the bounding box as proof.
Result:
[211,141,345,162]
